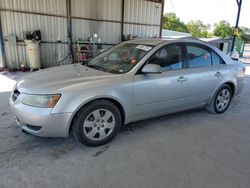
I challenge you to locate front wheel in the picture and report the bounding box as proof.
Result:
[73,100,122,146]
[207,84,233,114]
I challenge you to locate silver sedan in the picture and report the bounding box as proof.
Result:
[9,38,246,146]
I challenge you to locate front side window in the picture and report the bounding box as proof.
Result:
[148,44,183,71]
[85,43,154,74]
[211,51,225,65]
[187,44,212,68]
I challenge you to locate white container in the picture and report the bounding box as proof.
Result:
[25,40,41,70]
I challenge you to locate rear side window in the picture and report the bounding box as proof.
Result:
[187,44,212,68]
[211,51,225,65]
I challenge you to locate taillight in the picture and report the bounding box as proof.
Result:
[12,89,20,101]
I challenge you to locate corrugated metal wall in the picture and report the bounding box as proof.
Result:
[124,24,160,38]
[71,0,122,21]
[125,0,161,25]
[1,11,69,68]
[71,0,161,43]
[71,0,121,44]
[124,0,161,37]
[72,19,121,44]
[1,0,66,15]
[0,0,163,69]
[0,0,68,69]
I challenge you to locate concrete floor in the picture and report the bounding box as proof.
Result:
[0,69,250,188]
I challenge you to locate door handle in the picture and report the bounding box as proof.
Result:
[177,76,187,82]
[215,72,221,77]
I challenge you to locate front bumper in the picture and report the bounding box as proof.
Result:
[9,94,73,138]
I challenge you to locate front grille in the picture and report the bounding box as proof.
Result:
[12,89,20,101]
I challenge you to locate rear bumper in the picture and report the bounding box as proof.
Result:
[235,78,245,96]
[9,96,73,138]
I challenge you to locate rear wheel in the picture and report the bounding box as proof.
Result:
[73,100,122,146]
[207,84,233,114]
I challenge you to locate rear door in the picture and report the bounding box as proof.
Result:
[209,50,228,91]
[182,43,222,106]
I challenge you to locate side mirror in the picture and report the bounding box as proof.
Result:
[141,64,162,74]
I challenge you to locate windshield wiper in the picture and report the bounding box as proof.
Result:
[81,61,88,65]
[85,64,105,71]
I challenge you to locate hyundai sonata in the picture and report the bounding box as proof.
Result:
[9,38,245,146]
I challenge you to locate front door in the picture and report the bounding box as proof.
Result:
[133,43,188,119]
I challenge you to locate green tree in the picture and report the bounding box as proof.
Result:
[162,13,189,33]
[207,32,213,38]
[187,20,210,38]
[238,27,250,43]
[213,21,233,38]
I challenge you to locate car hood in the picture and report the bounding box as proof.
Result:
[16,64,120,94]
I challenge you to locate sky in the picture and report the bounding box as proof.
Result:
[164,0,250,29]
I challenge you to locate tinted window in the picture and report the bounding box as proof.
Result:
[187,45,212,68]
[148,44,183,71]
[211,51,225,65]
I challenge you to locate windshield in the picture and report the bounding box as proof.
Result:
[84,43,154,74]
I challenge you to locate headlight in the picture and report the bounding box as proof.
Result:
[22,94,61,108]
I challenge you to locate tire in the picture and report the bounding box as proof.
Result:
[206,84,233,114]
[73,100,122,146]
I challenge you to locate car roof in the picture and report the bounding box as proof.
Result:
[128,37,233,65]
[127,37,205,46]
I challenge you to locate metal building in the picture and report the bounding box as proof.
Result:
[0,0,164,69]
